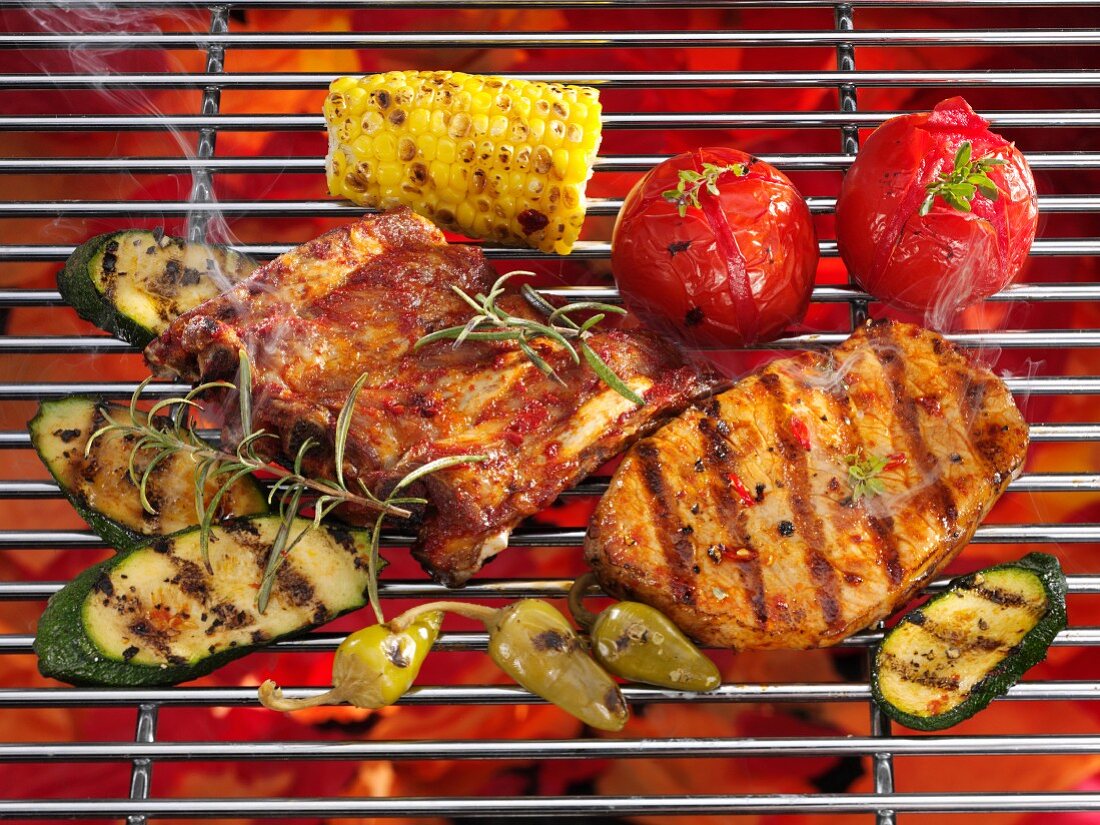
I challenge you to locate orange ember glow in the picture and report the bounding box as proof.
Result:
[1,4,1099,825]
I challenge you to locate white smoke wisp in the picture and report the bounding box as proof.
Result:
[22,2,244,259]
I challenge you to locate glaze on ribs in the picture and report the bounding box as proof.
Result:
[585,320,1029,649]
[145,208,714,586]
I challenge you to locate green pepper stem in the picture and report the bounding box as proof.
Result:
[257,679,345,711]
[567,573,601,631]
[390,600,498,631]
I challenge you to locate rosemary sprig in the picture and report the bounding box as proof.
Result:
[413,271,645,406]
[845,451,889,500]
[85,355,483,615]
[919,141,1005,216]
[662,162,747,218]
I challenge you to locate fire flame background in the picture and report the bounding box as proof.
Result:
[2,4,1100,824]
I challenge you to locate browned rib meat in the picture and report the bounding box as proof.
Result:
[585,320,1028,649]
[146,208,714,586]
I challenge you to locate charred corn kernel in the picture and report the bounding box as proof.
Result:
[324,70,601,254]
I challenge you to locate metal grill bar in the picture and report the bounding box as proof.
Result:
[1,196,1093,216]
[6,624,1100,654]
[11,794,1100,819]
[8,70,1100,89]
[0,523,1095,549]
[14,734,1100,761]
[4,152,1100,173]
[4,574,1100,602]
[6,30,1100,49]
[6,332,1100,356]
[7,112,1100,131]
[0,421,1092,449]
[2,680,1099,709]
[5,472,1095,500]
[6,239,1100,263]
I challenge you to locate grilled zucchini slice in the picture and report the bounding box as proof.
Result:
[58,229,256,347]
[35,516,377,686]
[872,553,1066,730]
[29,397,268,552]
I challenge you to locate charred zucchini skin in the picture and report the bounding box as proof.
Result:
[57,230,254,348]
[871,553,1067,731]
[28,397,267,554]
[57,231,155,347]
[35,519,376,687]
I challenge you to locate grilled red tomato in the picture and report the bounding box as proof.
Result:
[835,96,1038,315]
[611,148,818,347]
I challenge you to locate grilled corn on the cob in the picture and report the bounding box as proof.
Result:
[324,71,602,255]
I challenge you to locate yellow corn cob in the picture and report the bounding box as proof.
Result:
[323,71,602,255]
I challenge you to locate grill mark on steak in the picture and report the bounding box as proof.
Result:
[870,324,959,533]
[635,441,695,606]
[825,375,904,586]
[759,372,842,632]
[696,416,767,627]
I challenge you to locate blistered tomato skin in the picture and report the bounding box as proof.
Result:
[611,148,818,347]
[835,97,1038,316]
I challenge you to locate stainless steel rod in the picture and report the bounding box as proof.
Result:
[3,574,1100,603]
[9,734,1100,762]
[9,793,1100,818]
[6,70,1100,90]
[6,30,1100,49]
[2,152,1097,174]
[0,680,1097,708]
[5,625,1100,655]
[4,471,1091,500]
[2,239,1097,263]
[0,523,1094,549]
[0,195,1091,216]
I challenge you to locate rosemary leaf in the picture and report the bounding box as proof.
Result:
[366,511,386,624]
[257,485,304,614]
[510,318,579,362]
[580,343,645,406]
[519,283,557,317]
[519,338,563,384]
[293,436,316,476]
[238,350,253,439]
[334,373,369,488]
[454,315,488,347]
[578,313,607,334]
[199,464,258,573]
[450,284,486,314]
[137,447,175,515]
[393,454,488,493]
[547,302,626,325]
[128,375,153,424]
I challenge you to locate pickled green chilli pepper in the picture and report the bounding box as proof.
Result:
[570,573,720,691]
[486,599,629,732]
[258,611,443,711]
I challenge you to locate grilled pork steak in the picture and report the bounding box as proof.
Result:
[145,208,714,586]
[585,320,1028,649]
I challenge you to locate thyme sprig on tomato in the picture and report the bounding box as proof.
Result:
[661,162,747,217]
[919,140,1006,217]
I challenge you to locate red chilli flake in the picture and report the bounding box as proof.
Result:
[885,452,907,471]
[726,472,756,508]
[789,416,811,450]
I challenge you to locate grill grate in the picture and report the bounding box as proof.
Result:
[2,0,1100,821]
